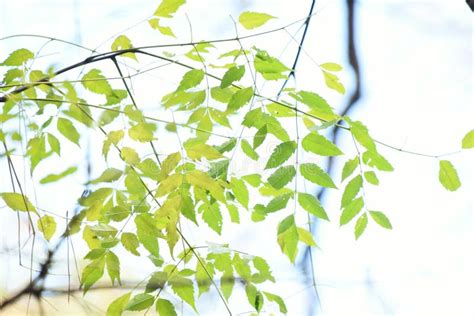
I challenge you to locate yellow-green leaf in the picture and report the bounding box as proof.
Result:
[156,298,177,316]
[82,69,112,95]
[57,118,80,146]
[238,11,275,30]
[277,215,299,262]
[1,48,34,66]
[298,192,328,220]
[40,166,77,184]
[154,0,186,18]
[340,197,364,226]
[221,65,245,88]
[439,160,461,191]
[106,292,131,316]
[268,165,296,190]
[111,35,137,61]
[125,293,154,311]
[37,215,56,241]
[354,213,368,240]
[302,132,343,156]
[461,130,474,149]
[0,192,37,213]
[369,211,392,229]
[300,163,336,188]
[265,141,296,169]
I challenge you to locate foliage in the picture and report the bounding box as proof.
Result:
[0,0,471,314]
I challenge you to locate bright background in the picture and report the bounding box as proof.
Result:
[1,0,472,315]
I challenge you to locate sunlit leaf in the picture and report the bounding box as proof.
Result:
[462,130,474,149]
[300,163,336,188]
[156,298,177,316]
[37,215,56,241]
[221,65,245,88]
[40,166,77,184]
[111,35,137,61]
[277,215,299,262]
[302,132,343,156]
[106,292,131,316]
[154,0,186,18]
[340,197,364,226]
[57,118,80,146]
[125,293,154,311]
[265,141,296,169]
[298,193,328,220]
[438,160,461,191]
[369,211,392,229]
[354,213,368,240]
[239,11,275,30]
[0,192,37,213]
[1,48,34,66]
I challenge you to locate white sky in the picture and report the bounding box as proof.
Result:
[1,0,473,315]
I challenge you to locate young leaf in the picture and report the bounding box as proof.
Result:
[81,256,106,293]
[345,117,376,151]
[297,227,317,246]
[40,166,77,184]
[265,193,291,213]
[323,70,345,94]
[364,171,379,185]
[121,232,140,256]
[106,292,131,316]
[302,132,343,156]
[148,18,176,37]
[111,35,137,61]
[156,299,177,316]
[90,168,122,184]
[57,118,80,146]
[298,193,329,220]
[239,11,275,30]
[439,160,461,191]
[231,177,249,208]
[300,163,337,188]
[129,122,156,142]
[106,251,121,285]
[320,62,343,72]
[462,130,474,149]
[253,125,267,149]
[120,147,140,165]
[177,69,205,91]
[37,215,56,241]
[0,193,37,213]
[277,215,299,262]
[220,65,245,88]
[341,157,359,181]
[82,69,112,95]
[241,139,259,160]
[169,276,196,310]
[201,203,223,234]
[1,48,34,66]
[341,175,362,208]
[254,49,289,80]
[263,291,287,314]
[265,141,296,169]
[227,87,253,112]
[369,211,392,229]
[340,197,364,226]
[354,213,368,240]
[267,165,296,190]
[154,0,186,18]
[125,293,155,311]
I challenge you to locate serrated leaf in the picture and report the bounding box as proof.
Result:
[129,122,156,142]
[185,142,222,160]
[106,292,131,316]
[170,276,196,310]
[0,193,37,213]
[156,298,177,316]
[227,87,253,112]
[346,117,376,151]
[340,197,364,226]
[177,69,205,91]
[81,256,105,293]
[263,291,287,314]
[125,293,154,311]
[364,171,379,185]
[186,170,225,202]
[220,65,245,88]
[297,227,317,246]
[300,163,336,188]
[241,139,259,161]
[201,202,222,234]
[239,11,275,30]
[111,35,137,61]
[369,211,392,229]
[146,271,167,293]
[103,130,124,158]
[354,213,368,240]
[277,215,299,262]
[148,18,176,37]
[341,157,359,181]
[462,130,474,149]
[121,232,140,256]
[1,48,34,66]
[439,160,461,191]
[37,215,56,241]
[231,177,249,208]
[252,256,275,283]
[253,125,267,149]
[106,251,120,285]
[323,70,345,94]
[363,150,393,172]
[265,141,296,169]
[40,166,77,184]
[341,175,362,208]
[154,0,186,18]
[57,118,80,146]
[82,69,112,95]
[90,168,122,184]
[254,49,289,80]
[120,147,140,165]
[265,193,291,213]
[290,91,337,121]
[268,165,296,189]
[302,132,343,156]
[298,192,329,220]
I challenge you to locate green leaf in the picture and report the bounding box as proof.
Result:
[254,49,289,80]
[233,253,251,281]
[340,197,364,226]
[125,293,155,311]
[146,271,167,293]
[354,213,368,240]
[0,193,37,213]
[245,283,264,312]
[363,150,394,172]
[47,133,61,155]
[341,157,359,181]
[298,193,329,220]
[185,142,223,160]
[439,160,461,191]
[40,166,77,184]
[345,118,376,151]
[220,65,245,88]
[243,174,262,187]
[106,292,131,316]
[103,130,124,158]
[323,70,345,94]
[253,125,267,149]
[462,130,474,149]
[37,215,56,241]
[121,232,140,256]
[300,163,336,188]
[201,202,223,234]
[170,276,196,310]
[106,251,121,285]
[231,177,249,208]
[120,147,140,165]
[156,299,177,316]
[154,0,186,18]
[277,215,299,262]
[369,211,392,229]
[227,87,253,112]
[57,118,80,146]
[265,141,296,169]
[297,227,317,246]
[148,18,176,37]
[364,171,379,185]
[241,139,259,161]
[1,49,34,66]
[263,291,287,314]
[320,62,343,72]
[290,91,338,121]
[111,35,137,61]
[252,256,275,283]
[90,168,122,184]
[186,170,225,202]
[239,11,275,30]
[302,132,343,156]
[129,122,156,142]
[177,69,205,91]
[82,69,112,95]
[268,166,296,190]
[265,193,291,213]
[81,256,106,293]
[341,175,362,208]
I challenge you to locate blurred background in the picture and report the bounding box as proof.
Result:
[0,0,472,315]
